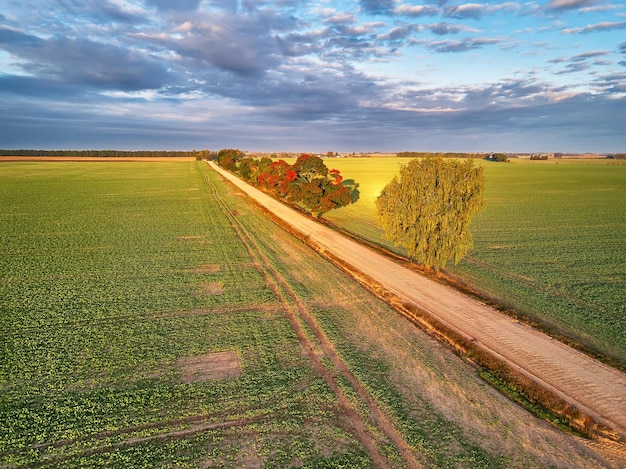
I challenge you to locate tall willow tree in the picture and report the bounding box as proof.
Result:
[376,158,485,270]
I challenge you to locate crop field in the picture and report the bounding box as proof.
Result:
[323,158,626,367]
[0,161,602,467]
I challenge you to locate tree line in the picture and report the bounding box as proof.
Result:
[216,149,359,218]
[0,149,209,158]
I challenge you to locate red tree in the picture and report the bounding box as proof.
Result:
[257,160,297,197]
[233,153,358,217]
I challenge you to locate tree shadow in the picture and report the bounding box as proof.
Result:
[342,179,360,203]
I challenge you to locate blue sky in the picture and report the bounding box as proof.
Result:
[1,0,625,152]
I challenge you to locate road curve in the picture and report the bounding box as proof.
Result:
[208,161,626,443]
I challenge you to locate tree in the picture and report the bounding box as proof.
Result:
[292,154,328,183]
[257,160,297,198]
[228,153,358,217]
[376,158,485,270]
[217,148,244,170]
[289,154,356,217]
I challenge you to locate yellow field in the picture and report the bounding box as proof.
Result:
[322,157,626,366]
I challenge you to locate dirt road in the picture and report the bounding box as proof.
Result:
[208,162,626,443]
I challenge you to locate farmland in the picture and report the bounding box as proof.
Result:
[323,158,626,368]
[0,161,605,467]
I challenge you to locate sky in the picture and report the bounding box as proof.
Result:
[1,0,625,152]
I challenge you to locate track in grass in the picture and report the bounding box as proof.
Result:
[207,173,422,468]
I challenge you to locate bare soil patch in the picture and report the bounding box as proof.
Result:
[193,264,220,274]
[177,351,241,383]
[199,282,224,295]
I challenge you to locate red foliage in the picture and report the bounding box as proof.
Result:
[233,155,355,217]
[285,169,297,182]
[329,168,343,185]
[257,160,296,197]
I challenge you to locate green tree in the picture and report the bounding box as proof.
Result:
[290,154,355,217]
[292,154,328,182]
[217,148,244,170]
[376,158,485,270]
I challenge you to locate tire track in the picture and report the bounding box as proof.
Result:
[206,174,422,468]
[29,415,263,468]
[208,162,626,446]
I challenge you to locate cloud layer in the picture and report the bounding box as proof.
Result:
[1,0,625,151]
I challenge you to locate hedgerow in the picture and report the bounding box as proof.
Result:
[217,151,359,217]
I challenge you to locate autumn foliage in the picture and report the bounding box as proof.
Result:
[217,151,358,217]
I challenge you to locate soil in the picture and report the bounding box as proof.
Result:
[209,162,626,449]
[200,282,224,295]
[177,351,242,382]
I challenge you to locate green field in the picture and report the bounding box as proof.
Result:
[1,161,601,467]
[323,158,626,367]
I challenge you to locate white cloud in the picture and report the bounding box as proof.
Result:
[563,21,626,33]
[393,4,439,16]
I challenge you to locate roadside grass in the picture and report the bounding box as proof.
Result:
[322,158,626,367]
[0,161,605,467]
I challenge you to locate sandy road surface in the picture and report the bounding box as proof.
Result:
[208,162,626,443]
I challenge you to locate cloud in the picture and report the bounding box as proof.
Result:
[425,23,479,35]
[426,37,501,53]
[153,12,289,78]
[443,3,519,20]
[0,75,80,98]
[563,21,626,34]
[569,50,610,61]
[95,0,149,23]
[0,27,175,91]
[393,4,440,17]
[546,0,600,12]
[378,25,420,41]
[34,0,150,27]
[324,12,357,24]
[0,26,44,48]
[444,3,486,19]
[2,74,624,152]
[549,50,610,74]
[1,0,623,152]
[145,0,201,11]
[556,62,591,74]
[592,72,626,93]
[360,0,395,15]
[580,5,622,13]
